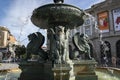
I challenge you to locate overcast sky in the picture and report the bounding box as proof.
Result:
[0,0,105,46]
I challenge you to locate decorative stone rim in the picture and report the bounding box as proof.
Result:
[72,60,98,65]
[31,3,85,29]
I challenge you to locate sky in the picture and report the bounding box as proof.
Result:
[0,0,105,46]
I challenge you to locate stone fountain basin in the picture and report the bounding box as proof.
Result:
[0,67,120,80]
[31,3,84,29]
[96,67,120,80]
[0,69,21,80]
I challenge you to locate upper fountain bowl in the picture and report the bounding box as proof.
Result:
[31,3,85,29]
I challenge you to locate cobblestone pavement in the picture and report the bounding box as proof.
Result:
[0,63,19,70]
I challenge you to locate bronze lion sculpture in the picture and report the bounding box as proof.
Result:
[25,32,48,62]
[71,32,92,60]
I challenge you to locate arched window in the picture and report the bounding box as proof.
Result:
[116,40,120,65]
[116,40,120,58]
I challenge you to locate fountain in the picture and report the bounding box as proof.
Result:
[17,0,98,80]
[1,0,120,80]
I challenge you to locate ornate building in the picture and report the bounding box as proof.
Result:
[0,26,16,52]
[70,0,120,66]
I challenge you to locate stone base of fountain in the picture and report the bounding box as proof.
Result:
[18,60,98,80]
[18,61,54,80]
[52,64,71,80]
[73,60,98,80]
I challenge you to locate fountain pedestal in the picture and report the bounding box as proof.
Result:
[73,60,98,80]
[18,61,53,80]
[52,60,98,80]
[52,64,71,80]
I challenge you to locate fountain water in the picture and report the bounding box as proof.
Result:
[0,69,21,80]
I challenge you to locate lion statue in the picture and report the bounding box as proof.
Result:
[71,32,92,60]
[25,32,48,62]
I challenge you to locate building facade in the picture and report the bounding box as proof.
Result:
[70,0,120,66]
[0,26,16,52]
